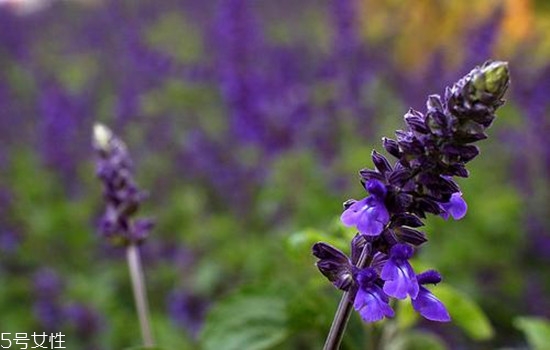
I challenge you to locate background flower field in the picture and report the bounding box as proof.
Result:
[1,0,550,349]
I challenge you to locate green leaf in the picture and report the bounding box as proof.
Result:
[386,330,447,350]
[436,284,494,340]
[200,293,289,350]
[514,316,550,350]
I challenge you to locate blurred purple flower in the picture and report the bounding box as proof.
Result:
[167,290,209,338]
[64,303,102,340]
[93,124,154,245]
[33,268,64,330]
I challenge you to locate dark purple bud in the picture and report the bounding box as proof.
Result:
[417,270,442,285]
[382,137,401,158]
[391,213,424,228]
[447,163,469,177]
[426,110,450,136]
[370,252,388,272]
[381,228,399,246]
[415,197,444,216]
[396,227,427,246]
[457,119,488,142]
[433,176,461,196]
[388,167,412,187]
[371,150,392,174]
[457,145,479,162]
[317,260,354,290]
[389,192,414,213]
[313,242,355,290]
[396,130,425,155]
[351,234,368,265]
[312,242,349,263]
[359,169,385,182]
[404,109,429,134]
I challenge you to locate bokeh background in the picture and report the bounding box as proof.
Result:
[1,0,550,349]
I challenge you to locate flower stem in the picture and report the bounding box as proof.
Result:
[126,243,155,347]
[323,244,370,350]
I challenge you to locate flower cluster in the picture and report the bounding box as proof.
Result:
[313,61,510,323]
[93,124,154,246]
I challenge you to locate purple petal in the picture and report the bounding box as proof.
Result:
[412,287,451,322]
[354,285,394,323]
[380,245,419,299]
[440,192,467,220]
[340,198,368,227]
[358,203,389,236]
[381,262,419,299]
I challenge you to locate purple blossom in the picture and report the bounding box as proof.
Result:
[168,290,209,339]
[353,268,395,323]
[381,244,419,299]
[340,179,390,236]
[439,192,468,220]
[33,268,64,331]
[64,303,102,340]
[412,270,450,322]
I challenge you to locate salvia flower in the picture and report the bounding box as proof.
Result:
[313,61,510,324]
[340,179,389,236]
[381,243,418,299]
[93,124,154,246]
[353,268,394,323]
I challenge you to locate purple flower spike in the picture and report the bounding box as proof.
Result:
[353,268,394,323]
[313,62,509,329]
[381,244,419,299]
[412,270,450,322]
[341,180,389,236]
[440,192,467,220]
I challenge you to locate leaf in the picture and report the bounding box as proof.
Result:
[200,293,289,350]
[386,330,447,350]
[435,284,494,340]
[514,316,550,350]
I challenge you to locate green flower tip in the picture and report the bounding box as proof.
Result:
[471,60,510,101]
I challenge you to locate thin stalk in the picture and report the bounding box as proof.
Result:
[126,243,155,348]
[323,244,370,350]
